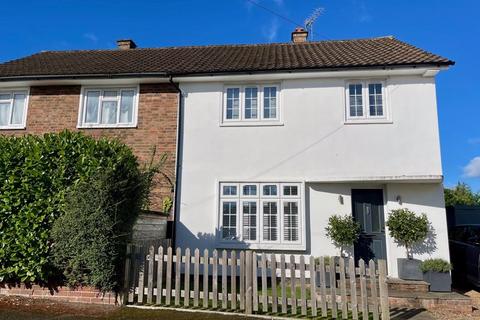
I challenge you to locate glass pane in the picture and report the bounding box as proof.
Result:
[11,94,26,125]
[120,90,134,123]
[284,202,299,242]
[263,202,278,241]
[243,185,257,196]
[349,84,363,117]
[103,90,118,98]
[368,83,383,116]
[85,91,100,123]
[242,201,257,241]
[263,185,277,196]
[283,185,298,196]
[0,93,11,100]
[244,87,258,119]
[263,87,277,119]
[226,88,240,120]
[222,185,237,196]
[101,101,118,124]
[0,102,10,126]
[222,201,237,240]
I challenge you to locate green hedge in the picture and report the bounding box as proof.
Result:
[0,131,141,283]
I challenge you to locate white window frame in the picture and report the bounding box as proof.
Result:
[0,88,29,130]
[77,85,139,128]
[221,83,282,126]
[217,181,305,250]
[345,80,390,123]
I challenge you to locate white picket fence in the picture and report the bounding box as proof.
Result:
[123,245,390,319]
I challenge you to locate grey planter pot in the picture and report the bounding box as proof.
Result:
[397,258,423,280]
[423,271,451,292]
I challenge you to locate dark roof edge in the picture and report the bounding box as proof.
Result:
[0,62,454,82]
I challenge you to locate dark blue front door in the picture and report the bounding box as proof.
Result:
[352,189,387,263]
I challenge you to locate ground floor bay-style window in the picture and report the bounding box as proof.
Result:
[218,182,304,249]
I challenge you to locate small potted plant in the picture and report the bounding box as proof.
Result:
[386,209,429,280]
[325,214,361,257]
[420,258,452,292]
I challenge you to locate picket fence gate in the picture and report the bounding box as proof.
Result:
[123,244,390,319]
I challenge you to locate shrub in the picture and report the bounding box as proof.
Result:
[386,209,429,259]
[51,169,142,292]
[420,258,452,273]
[0,131,141,283]
[325,215,361,257]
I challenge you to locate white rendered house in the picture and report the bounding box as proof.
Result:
[174,31,454,277]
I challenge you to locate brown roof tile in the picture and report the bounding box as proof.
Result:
[0,36,453,80]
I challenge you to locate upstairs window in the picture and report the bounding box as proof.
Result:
[0,89,28,129]
[346,81,387,122]
[223,84,280,124]
[79,87,138,128]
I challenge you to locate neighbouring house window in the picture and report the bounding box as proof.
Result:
[223,84,280,123]
[0,89,28,129]
[346,81,386,121]
[219,182,302,246]
[79,87,138,127]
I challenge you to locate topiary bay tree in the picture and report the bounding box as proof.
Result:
[325,214,361,257]
[386,208,429,280]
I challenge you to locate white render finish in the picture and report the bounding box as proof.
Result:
[175,69,449,276]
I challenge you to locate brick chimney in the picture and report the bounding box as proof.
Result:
[291,27,308,43]
[116,39,137,50]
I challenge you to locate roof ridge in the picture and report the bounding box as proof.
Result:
[37,36,398,54]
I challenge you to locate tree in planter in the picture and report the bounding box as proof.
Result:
[325,215,361,257]
[386,208,429,280]
[386,209,429,259]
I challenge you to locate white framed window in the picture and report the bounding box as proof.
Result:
[0,89,29,129]
[345,81,388,123]
[222,84,280,125]
[78,86,139,128]
[218,182,303,249]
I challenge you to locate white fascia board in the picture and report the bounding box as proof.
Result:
[306,175,444,183]
[173,67,446,83]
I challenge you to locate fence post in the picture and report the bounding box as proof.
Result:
[203,249,209,308]
[165,247,173,305]
[290,254,297,315]
[319,256,327,318]
[194,248,200,307]
[252,252,258,312]
[270,253,278,313]
[231,250,237,310]
[138,247,145,304]
[359,259,368,320]
[156,246,164,305]
[339,257,348,319]
[175,247,182,306]
[378,260,390,320]
[122,244,132,305]
[369,260,379,320]
[309,256,317,317]
[184,248,191,307]
[147,245,155,304]
[222,250,228,309]
[213,249,218,308]
[349,258,359,320]
[245,250,253,315]
[280,254,287,314]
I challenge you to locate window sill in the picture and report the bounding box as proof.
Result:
[77,124,138,129]
[216,241,305,251]
[0,126,26,130]
[220,121,284,127]
[344,119,393,125]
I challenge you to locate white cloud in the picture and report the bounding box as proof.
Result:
[355,1,372,23]
[262,18,279,42]
[83,33,98,43]
[463,156,480,178]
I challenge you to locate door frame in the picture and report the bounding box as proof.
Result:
[351,187,388,265]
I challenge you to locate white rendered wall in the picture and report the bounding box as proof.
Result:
[175,73,447,274]
[307,183,449,277]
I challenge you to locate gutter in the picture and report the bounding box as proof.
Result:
[0,62,453,82]
[168,76,182,249]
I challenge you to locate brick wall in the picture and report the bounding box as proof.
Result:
[0,83,178,216]
[0,284,118,305]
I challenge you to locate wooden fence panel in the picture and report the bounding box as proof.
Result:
[261,253,268,312]
[165,247,173,305]
[212,250,218,308]
[126,246,390,319]
[175,247,181,306]
[280,254,287,314]
[156,246,164,305]
[184,248,191,307]
[203,249,209,308]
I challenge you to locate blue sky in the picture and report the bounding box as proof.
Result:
[0,0,478,190]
